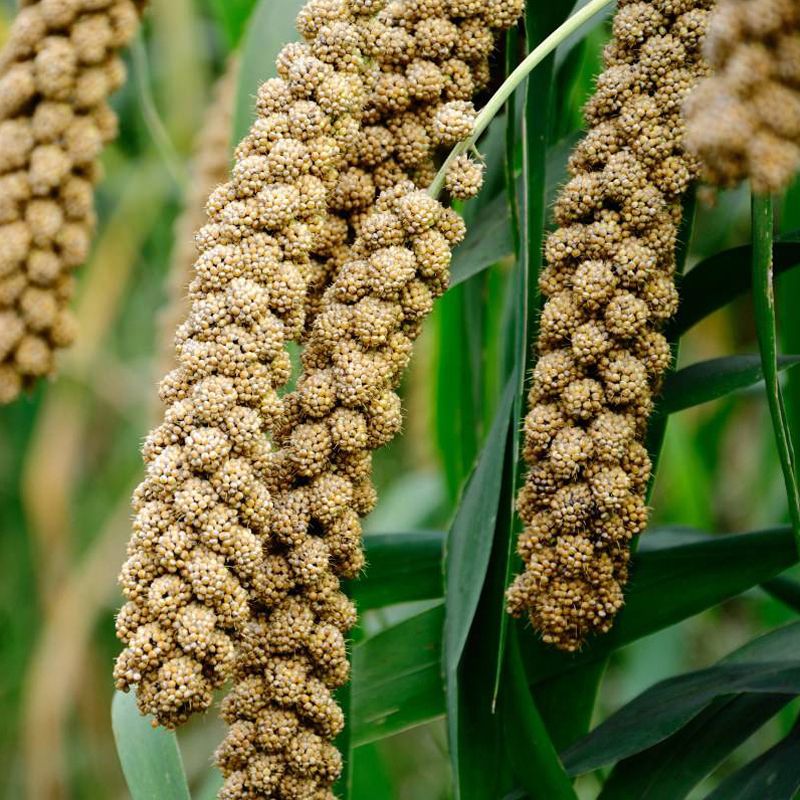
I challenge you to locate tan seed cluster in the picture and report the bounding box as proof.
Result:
[444,152,485,199]
[0,0,146,403]
[685,0,800,193]
[215,576,353,800]
[293,0,524,327]
[115,0,375,727]
[507,0,711,652]
[217,180,464,799]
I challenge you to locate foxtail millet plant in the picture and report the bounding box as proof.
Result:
[685,0,800,193]
[506,0,713,652]
[37,0,799,796]
[0,0,146,404]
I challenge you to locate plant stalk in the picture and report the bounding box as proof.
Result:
[752,192,800,553]
[428,0,615,199]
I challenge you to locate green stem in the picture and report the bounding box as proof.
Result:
[132,35,188,192]
[752,193,800,553]
[428,0,615,199]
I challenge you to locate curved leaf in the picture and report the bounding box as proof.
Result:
[444,377,517,798]
[598,695,791,800]
[445,377,516,680]
[762,576,800,612]
[111,691,191,800]
[563,622,800,775]
[351,604,445,747]
[450,190,514,288]
[669,236,800,338]
[503,629,579,800]
[660,355,800,414]
[448,132,579,291]
[705,717,800,800]
[564,663,800,774]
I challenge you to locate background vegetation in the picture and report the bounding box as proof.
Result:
[1,0,799,798]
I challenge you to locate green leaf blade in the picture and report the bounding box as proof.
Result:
[444,377,516,798]
[598,695,791,800]
[355,530,444,611]
[563,622,800,775]
[661,355,800,415]
[351,605,445,747]
[111,691,191,800]
[669,237,800,339]
[444,378,517,676]
[705,717,800,800]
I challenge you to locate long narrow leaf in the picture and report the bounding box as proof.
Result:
[660,355,800,414]
[350,536,800,750]
[598,695,792,800]
[669,237,800,338]
[111,691,191,800]
[495,0,574,707]
[445,378,517,676]
[450,191,514,288]
[351,604,445,747]
[563,622,800,774]
[445,377,517,798]
[453,448,517,800]
[762,576,800,612]
[503,628,578,800]
[564,662,800,773]
[355,531,444,611]
[704,717,800,800]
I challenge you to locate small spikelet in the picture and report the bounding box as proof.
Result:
[508,0,711,652]
[444,153,485,199]
[0,0,146,403]
[684,0,800,193]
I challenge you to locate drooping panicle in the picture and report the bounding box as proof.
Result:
[292,0,525,328]
[115,0,376,728]
[506,0,712,652]
[216,181,465,800]
[213,2,526,794]
[0,0,146,403]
